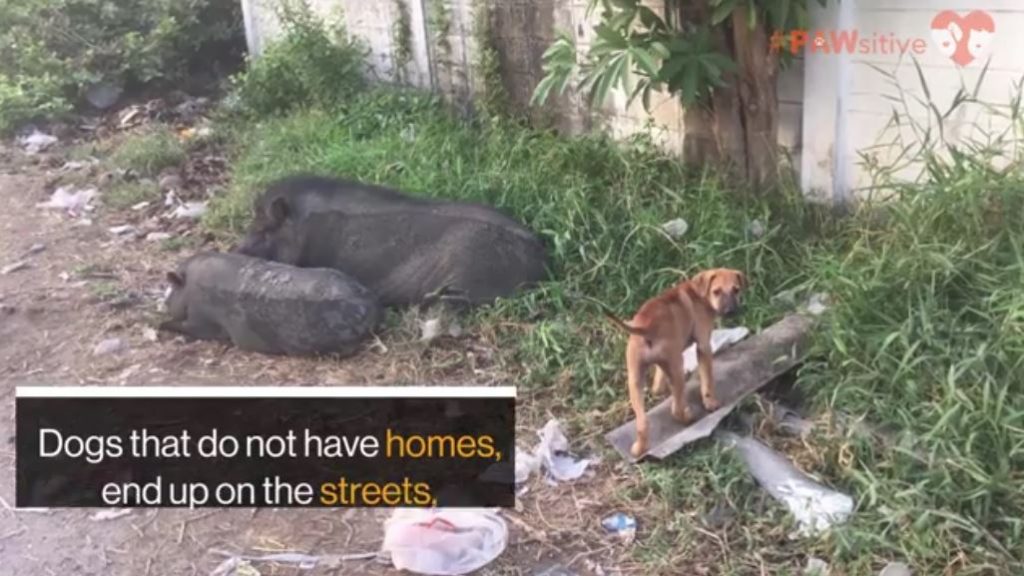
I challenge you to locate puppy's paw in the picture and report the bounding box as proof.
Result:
[702,395,721,412]
[630,438,647,458]
[670,401,696,425]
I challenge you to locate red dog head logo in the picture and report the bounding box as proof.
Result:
[931,10,995,66]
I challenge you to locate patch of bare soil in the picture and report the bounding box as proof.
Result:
[0,132,632,574]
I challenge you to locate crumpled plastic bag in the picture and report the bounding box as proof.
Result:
[381,508,508,575]
[720,432,853,538]
[681,327,750,373]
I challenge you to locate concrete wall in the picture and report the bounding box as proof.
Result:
[240,0,804,162]
[801,1,1024,204]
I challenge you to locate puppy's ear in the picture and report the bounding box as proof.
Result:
[166,271,185,287]
[268,197,290,225]
[692,270,718,297]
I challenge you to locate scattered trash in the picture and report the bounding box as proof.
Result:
[601,512,637,543]
[72,218,94,228]
[515,446,541,484]
[108,224,139,237]
[534,419,594,484]
[90,508,132,521]
[660,217,689,239]
[719,432,853,538]
[36,186,97,213]
[381,508,508,575]
[171,201,207,219]
[18,129,58,154]
[771,402,814,437]
[748,219,767,238]
[131,201,151,211]
[24,243,46,256]
[1,261,28,275]
[146,232,173,242]
[209,549,377,575]
[93,338,126,356]
[805,293,829,316]
[84,80,123,110]
[878,562,912,576]
[210,557,261,576]
[681,327,750,373]
[804,557,829,575]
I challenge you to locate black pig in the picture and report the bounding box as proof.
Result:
[235,175,548,307]
[160,251,379,357]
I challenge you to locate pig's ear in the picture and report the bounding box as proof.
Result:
[166,271,185,287]
[269,197,290,225]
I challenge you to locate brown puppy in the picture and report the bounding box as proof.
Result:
[603,268,747,458]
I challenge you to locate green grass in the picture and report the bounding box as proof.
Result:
[103,179,161,209]
[108,126,186,176]
[206,89,1024,574]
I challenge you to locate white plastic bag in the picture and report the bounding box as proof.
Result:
[381,508,508,575]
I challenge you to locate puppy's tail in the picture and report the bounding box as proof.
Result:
[579,295,648,337]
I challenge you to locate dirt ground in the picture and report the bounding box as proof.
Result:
[0,142,625,575]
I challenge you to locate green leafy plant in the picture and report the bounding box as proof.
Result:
[533,0,824,186]
[392,0,413,82]
[231,0,367,116]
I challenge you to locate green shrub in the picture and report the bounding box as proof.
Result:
[0,0,243,132]
[0,75,71,134]
[231,0,366,116]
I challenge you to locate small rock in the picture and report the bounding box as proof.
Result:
[804,557,829,576]
[131,201,151,211]
[158,173,183,192]
[146,232,173,242]
[748,219,767,238]
[448,320,463,338]
[806,293,829,316]
[878,563,912,576]
[93,338,126,356]
[142,327,158,342]
[661,217,689,239]
[420,318,442,342]
[25,243,46,256]
[1,261,29,275]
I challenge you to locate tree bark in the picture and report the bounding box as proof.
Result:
[675,2,781,189]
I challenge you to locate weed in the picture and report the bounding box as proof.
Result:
[108,126,186,177]
[104,179,161,210]
[230,0,366,116]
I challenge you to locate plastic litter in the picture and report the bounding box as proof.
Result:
[719,432,853,538]
[381,508,508,575]
[18,129,58,154]
[209,549,377,575]
[748,219,767,238]
[681,326,750,373]
[805,293,829,316]
[536,419,593,484]
[36,186,97,213]
[661,217,689,238]
[89,508,132,521]
[601,512,637,543]
[171,201,208,219]
[93,338,126,356]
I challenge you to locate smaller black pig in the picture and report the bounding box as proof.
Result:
[160,251,380,357]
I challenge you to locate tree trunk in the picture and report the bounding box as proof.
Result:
[676,3,780,189]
